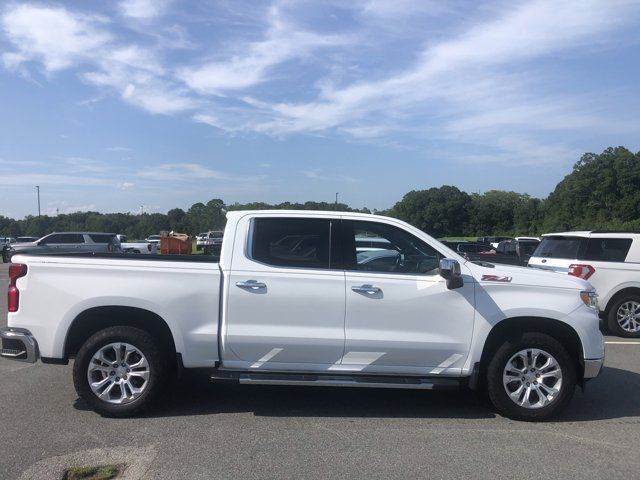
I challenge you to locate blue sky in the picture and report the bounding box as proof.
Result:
[1,0,639,218]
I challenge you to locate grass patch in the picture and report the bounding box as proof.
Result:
[438,236,478,241]
[63,464,121,480]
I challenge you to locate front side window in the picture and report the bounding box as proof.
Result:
[581,238,632,262]
[251,218,331,269]
[343,220,441,275]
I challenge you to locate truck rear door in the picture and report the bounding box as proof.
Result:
[223,216,345,370]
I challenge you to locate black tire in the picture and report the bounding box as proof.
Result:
[73,326,168,417]
[607,295,640,338]
[487,332,576,421]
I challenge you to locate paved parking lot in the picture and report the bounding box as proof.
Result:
[1,263,639,479]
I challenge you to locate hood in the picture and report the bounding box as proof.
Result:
[466,261,591,291]
[10,241,38,249]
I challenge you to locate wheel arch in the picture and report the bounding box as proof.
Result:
[64,306,177,361]
[479,316,585,382]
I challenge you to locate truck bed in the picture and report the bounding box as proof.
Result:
[9,253,221,368]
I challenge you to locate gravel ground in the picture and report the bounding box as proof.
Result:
[1,263,639,479]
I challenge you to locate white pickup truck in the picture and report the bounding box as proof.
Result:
[1,211,604,421]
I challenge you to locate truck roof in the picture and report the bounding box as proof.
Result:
[542,231,640,238]
[225,209,382,220]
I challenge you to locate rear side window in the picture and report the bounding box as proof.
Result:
[89,234,116,244]
[251,218,331,269]
[533,237,582,259]
[43,233,85,244]
[581,238,632,262]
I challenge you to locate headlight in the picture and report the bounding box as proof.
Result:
[580,291,598,310]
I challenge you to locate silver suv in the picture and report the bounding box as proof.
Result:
[7,232,122,259]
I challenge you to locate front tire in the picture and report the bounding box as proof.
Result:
[73,326,167,417]
[607,295,640,338]
[487,332,576,421]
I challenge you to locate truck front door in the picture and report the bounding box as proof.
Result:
[338,219,475,375]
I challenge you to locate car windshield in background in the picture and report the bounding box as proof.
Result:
[519,241,540,256]
[533,236,582,258]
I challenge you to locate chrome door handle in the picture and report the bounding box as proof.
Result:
[351,284,381,295]
[236,280,267,290]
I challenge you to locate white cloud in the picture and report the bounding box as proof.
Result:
[118,0,170,20]
[1,4,111,72]
[178,5,350,94]
[0,173,113,186]
[65,157,108,173]
[302,168,359,183]
[137,163,232,181]
[1,4,198,115]
[117,181,135,191]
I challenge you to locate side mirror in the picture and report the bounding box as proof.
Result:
[440,258,463,289]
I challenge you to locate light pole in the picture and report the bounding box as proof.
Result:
[36,185,41,216]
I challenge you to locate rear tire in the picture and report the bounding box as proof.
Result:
[607,295,640,338]
[487,332,576,421]
[73,326,167,417]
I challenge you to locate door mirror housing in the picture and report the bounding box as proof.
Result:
[440,258,463,289]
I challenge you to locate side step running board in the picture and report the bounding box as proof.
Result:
[210,371,462,390]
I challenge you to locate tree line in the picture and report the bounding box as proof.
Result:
[1,147,638,239]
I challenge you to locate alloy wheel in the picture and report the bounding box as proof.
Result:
[616,301,640,333]
[87,342,150,404]
[502,348,563,409]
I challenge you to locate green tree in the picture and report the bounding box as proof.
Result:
[543,147,640,231]
[389,186,471,237]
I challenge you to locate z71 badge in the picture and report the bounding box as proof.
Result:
[481,275,512,282]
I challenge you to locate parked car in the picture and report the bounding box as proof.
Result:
[1,236,17,263]
[116,235,158,255]
[441,240,494,254]
[465,238,540,266]
[6,232,122,260]
[196,230,224,254]
[1,210,603,421]
[1,236,17,246]
[478,236,514,248]
[195,233,207,251]
[529,231,640,337]
[145,235,161,245]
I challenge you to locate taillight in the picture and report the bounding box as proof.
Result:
[8,263,27,313]
[568,264,595,280]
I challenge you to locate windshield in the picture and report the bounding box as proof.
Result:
[519,241,539,257]
[533,236,582,259]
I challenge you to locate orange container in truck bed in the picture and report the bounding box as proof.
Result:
[160,231,192,255]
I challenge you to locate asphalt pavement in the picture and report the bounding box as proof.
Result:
[1,263,639,479]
